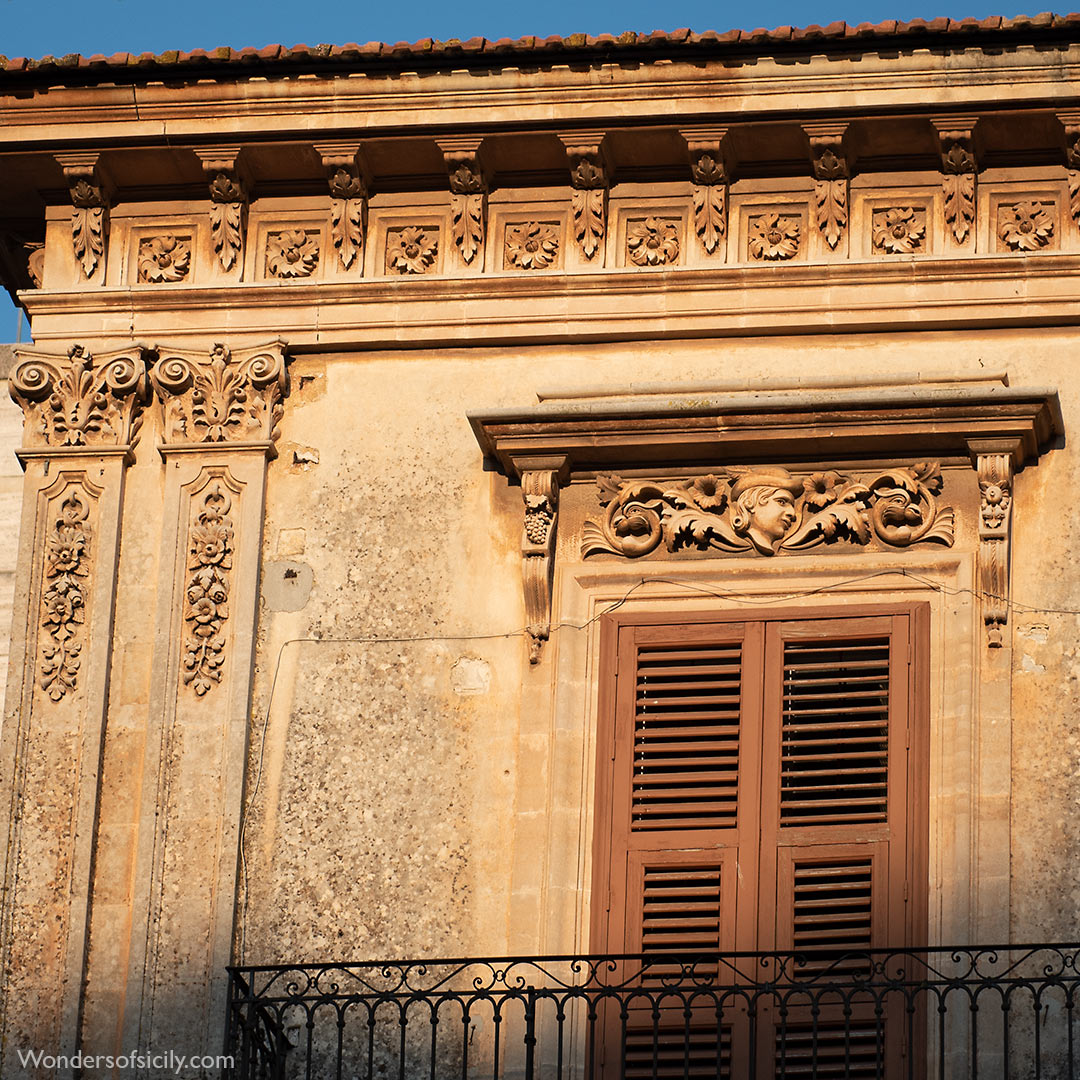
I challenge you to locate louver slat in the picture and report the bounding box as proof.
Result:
[776,1022,882,1078]
[624,1025,732,1079]
[780,638,891,827]
[633,641,743,831]
[791,859,874,975]
[640,866,723,954]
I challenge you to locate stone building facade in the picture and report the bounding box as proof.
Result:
[0,16,1078,1078]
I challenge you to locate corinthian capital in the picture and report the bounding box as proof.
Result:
[149,341,289,451]
[10,343,151,453]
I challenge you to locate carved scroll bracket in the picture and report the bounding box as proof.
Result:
[55,153,112,282]
[10,343,151,456]
[968,438,1019,648]
[518,455,570,665]
[933,119,978,246]
[437,137,489,268]
[559,134,609,261]
[149,340,289,455]
[680,126,730,255]
[1057,113,1080,229]
[315,142,370,271]
[194,148,249,273]
[804,124,849,251]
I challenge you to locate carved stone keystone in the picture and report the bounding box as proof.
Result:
[55,153,111,282]
[194,148,249,273]
[680,127,730,255]
[804,124,849,251]
[437,137,488,268]
[559,135,608,261]
[315,143,369,271]
[933,119,978,246]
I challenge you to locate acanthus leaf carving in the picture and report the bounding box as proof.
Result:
[565,144,608,261]
[39,487,93,701]
[207,170,247,273]
[445,153,487,266]
[692,184,726,254]
[519,459,568,664]
[150,341,288,447]
[1064,124,1080,227]
[10,343,150,449]
[64,169,109,281]
[937,128,977,245]
[973,448,1014,648]
[685,135,729,255]
[323,154,368,271]
[808,133,849,250]
[581,464,954,560]
[182,482,234,695]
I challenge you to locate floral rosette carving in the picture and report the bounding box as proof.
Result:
[581,462,954,559]
[10,344,149,448]
[872,208,926,254]
[150,342,288,445]
[138,235,191,283]
[998,201,1054,252]
[39,490,92,701]
[266,230,320,278]
[386,227,438,275]
[748,214,801,261]
[183,484,234,695]
[506,223,560,270]
[627,218,680,266]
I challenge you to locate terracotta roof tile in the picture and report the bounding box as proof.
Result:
[3,13,1079,81]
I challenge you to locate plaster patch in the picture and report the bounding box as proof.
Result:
[1021,654,1046,674]
[451,656,492,695]
[1019,622,1050,643]
[262,560,314,612]
[277,528,306,556]
[291,446,320,469]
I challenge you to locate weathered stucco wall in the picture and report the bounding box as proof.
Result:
[0,376,21,724]
[236,327,1079,971]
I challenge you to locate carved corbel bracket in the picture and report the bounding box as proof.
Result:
[559,135,609,261]
[10,343,151,454]
[149,340,289,454]
[194,149,249,273]
[968,438,1020,648]
[517,455,570,664]
[933,119,978,246]
[680,127,730,255]
[437,137,488,267]
[314,143,369,272]
[55,153,111,282]
[1057,113,1080,228]
[804,124,849,251]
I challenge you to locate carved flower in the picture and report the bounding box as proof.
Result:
[387,227,438,275]
[138,235,191,283]
[506,223,560,270]
[687,474,728,512]
[872,208,925,255]
[190,521,232,566]
[803,471,844,510]
[627,218,680,266]
[46,527,86,574]
[980,481,1011,528]
[748,214,800,261]
[42,580,83,631]
[266,230,320,278]
[999,202,1054,252]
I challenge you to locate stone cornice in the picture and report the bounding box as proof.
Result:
[20,256,1080,350]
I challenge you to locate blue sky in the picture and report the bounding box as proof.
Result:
[1,0,1017,341]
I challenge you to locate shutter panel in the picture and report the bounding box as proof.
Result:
[776,1023,882,1078]
[624,1026,731,1079]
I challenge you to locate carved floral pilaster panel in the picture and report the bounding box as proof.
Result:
[150,341,288,447]
[748,213,801,261]
[975,451,1013,648]
[626,218,680,266]
[582,463,954,559]
[265,230,320,278]
[138,235,191,283]
[997,201,1055,252]
[808,132,849,250]
[182,482,235,695]
[10,344,150,449]
[871,207,927,255]
[505,222,560,270]
[565,145,608,261]
[937,128,977,245]
[38,485,97,700]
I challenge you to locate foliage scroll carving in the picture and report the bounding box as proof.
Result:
[582,464,955,559]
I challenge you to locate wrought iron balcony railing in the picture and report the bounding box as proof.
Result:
[225,945,1080,1079]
